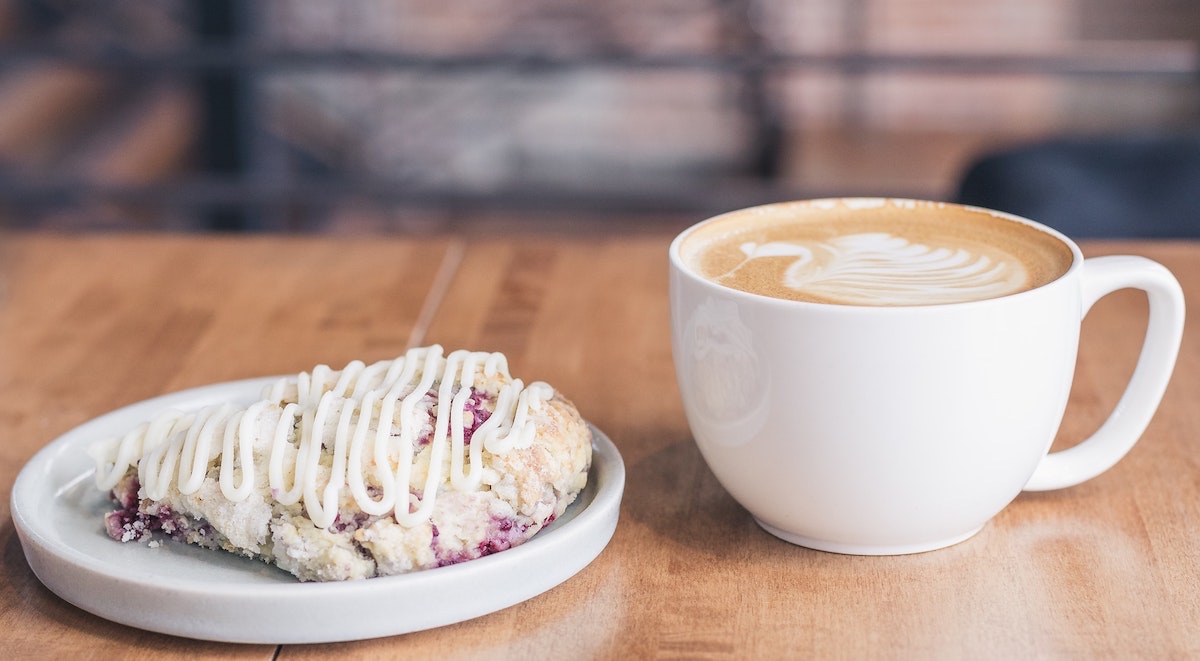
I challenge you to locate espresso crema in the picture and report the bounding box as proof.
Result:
[679,199,1074,306]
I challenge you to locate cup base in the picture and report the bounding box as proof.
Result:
[754,519,984,556]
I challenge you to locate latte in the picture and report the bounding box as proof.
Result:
[678,199,1075,306]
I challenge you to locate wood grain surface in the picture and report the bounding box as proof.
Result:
[0,233,1196,659]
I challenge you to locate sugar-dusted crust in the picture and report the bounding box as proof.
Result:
[97,348,592,582]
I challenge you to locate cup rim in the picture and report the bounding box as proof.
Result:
[669,197,1084,311]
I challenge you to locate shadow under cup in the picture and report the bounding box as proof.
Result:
[668,198,1183,555]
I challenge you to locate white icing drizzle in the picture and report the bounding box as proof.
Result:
[90,346,556,530]
[734,232,1029,305]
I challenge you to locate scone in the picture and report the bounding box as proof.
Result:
[90,345,592,582]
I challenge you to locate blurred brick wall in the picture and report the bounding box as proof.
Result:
[260,0,1199,213]
[0,0,1196,230]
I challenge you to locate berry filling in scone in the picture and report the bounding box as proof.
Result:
[90,345,592,582]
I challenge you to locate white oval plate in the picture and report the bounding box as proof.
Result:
[10,378,624,644]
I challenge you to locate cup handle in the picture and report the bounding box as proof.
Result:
[1024,255,1185,491]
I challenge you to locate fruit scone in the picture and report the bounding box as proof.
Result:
[89,345,592,582]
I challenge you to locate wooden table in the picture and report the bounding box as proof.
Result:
[0,232,1197,659]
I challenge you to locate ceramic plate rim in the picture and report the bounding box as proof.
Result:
[10,377,625,644]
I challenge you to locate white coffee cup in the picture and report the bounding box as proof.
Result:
[669,199,1185,554]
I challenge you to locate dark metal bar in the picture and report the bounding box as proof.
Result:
[0,175,844,220]
[196,0,247,230]
[0,44,1196,78]
[722,0,783,180]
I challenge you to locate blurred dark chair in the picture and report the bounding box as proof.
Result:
[954,132,1200,238]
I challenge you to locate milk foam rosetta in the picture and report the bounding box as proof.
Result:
[90,346,555,529]
[734,232,1027,306]
[682,199,1074,306]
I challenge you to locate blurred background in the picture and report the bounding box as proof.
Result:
[0,0,1197,234]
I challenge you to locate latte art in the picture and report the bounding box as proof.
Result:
[678,199,1075,306]
[731,232,1028,306]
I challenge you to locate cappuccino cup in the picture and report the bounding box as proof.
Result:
[669,198,1185,554]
